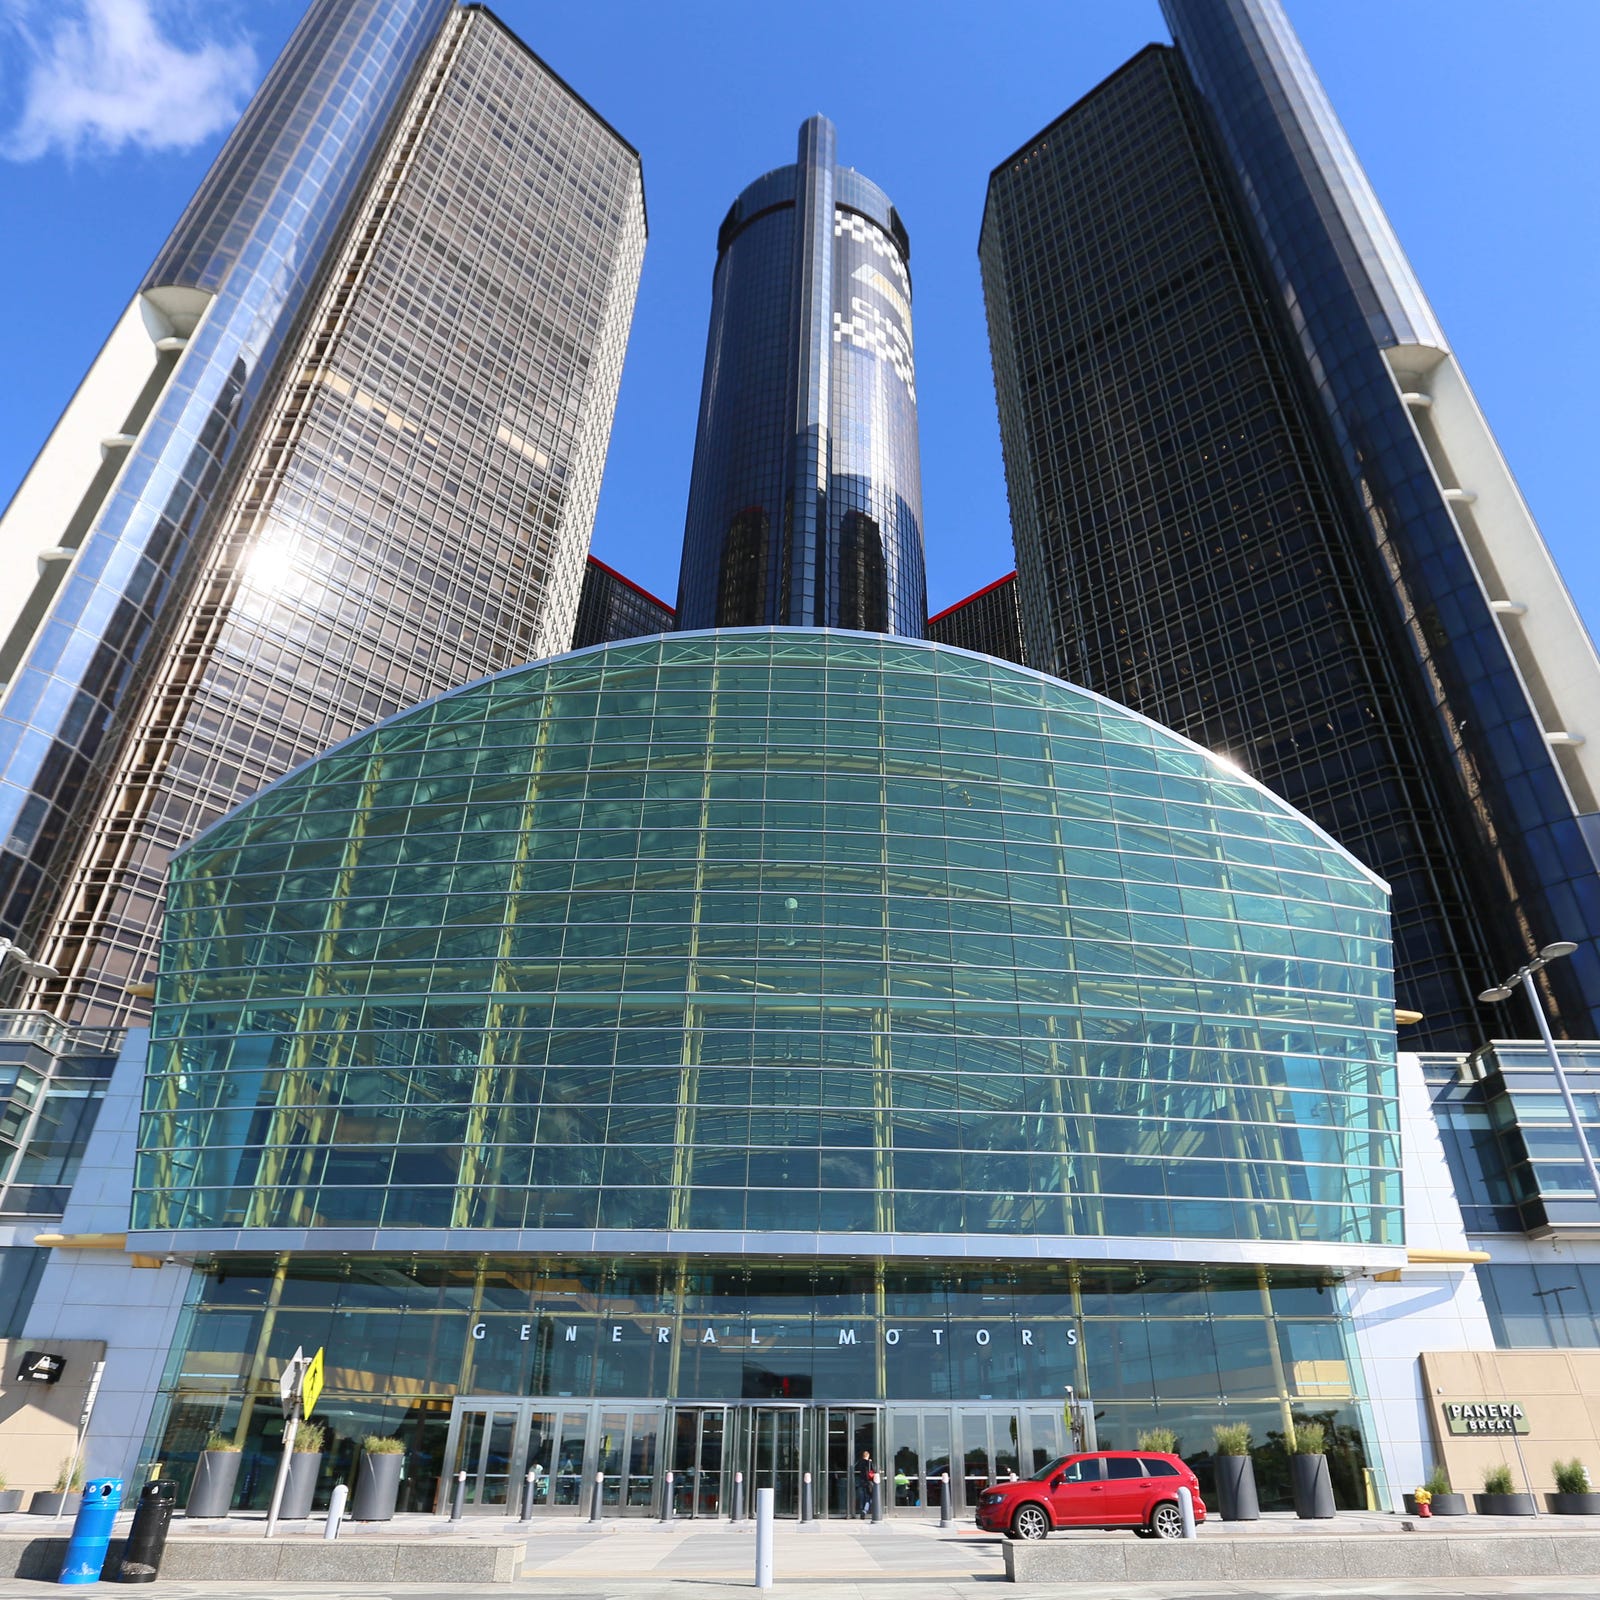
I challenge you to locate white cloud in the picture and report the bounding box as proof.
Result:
[3,0,256,161]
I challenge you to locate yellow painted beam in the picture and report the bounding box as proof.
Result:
[31,1232,129,1249]
[1406,1248,1492,1264]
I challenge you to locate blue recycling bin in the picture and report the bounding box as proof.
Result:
[58,1477,123,1585]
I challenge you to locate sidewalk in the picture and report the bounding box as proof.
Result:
[6,1507,1600,1595]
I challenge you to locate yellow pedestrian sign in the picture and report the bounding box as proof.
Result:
[301,1347,324,1418]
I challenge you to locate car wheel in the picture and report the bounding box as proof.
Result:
[1011,1503,1051,1541]
[1149,1501,1184,1540]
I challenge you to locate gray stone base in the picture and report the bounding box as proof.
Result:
[1005,1531,1600,1583]
[0,1535,525,1585]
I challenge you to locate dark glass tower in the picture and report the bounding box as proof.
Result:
[926,573,1025,666]
[571,554,674,648]
[674,116,927,635]
[981,11,1600,1049]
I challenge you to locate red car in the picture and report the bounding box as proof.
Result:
[974,1450,1207,1540]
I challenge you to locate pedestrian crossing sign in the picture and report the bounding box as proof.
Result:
[301,1347,324,1418]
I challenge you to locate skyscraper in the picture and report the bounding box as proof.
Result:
[0,0,645,1027]
[981,2,1600,1048]
[570,554,675,649]
[673,116,927,635]
[926,573,1025,666]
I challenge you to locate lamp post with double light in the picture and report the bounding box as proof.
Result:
[1478,941,1600,1207]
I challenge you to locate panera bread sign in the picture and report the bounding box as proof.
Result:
[1443,1400,1529,1437]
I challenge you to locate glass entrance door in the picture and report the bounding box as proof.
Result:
[669,1406,726,1517]
[960,1409,1022,1510]
[451,1403,524,1511]
[822,1407,880,1517]
[594,1407,662,1515]
[887,1407,952,1512]
[748,1407,803,1517]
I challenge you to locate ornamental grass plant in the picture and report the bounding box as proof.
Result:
[1136,1427,1179,1454]
[1213,1422,1251,1456]
[1291,1421,1326,1455]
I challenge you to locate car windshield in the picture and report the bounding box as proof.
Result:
[1028,1454,1077,1483]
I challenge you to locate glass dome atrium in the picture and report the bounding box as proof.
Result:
[140,630,1396,1253]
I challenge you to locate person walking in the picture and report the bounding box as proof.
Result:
[856,1449,875,1517]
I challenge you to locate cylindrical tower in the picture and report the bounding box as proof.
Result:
[674,116,926,635]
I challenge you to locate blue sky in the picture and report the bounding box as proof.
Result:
[1,0,1596,625]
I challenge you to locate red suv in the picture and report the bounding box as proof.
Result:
[974,1451,1206,1540]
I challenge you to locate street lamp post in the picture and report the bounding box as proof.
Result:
[0,938,60,981]
[1478,941,1600,1206]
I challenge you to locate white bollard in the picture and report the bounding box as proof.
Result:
[323,1483,347,1541]
[1177,1485,1197,1539]
[754,1486,774,1591]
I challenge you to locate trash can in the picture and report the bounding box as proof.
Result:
[116,1481,178,1584]
[58,1476,123,1585]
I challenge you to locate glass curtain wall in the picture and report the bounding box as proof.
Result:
[144,1255,1378,1514]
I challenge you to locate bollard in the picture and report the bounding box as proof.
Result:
[323,1483,347,1541]
[117,1479,178,1584]
[731,1469,744,1524]
[59,1477,123,1585]
[870,1471,882,1524]
[449,1470,466,1522]
[520,1471,537,1522]
[660,1469,674,1521]
[800,1470,813,1524]
[938,1472,953,1528]
[1177,1485,1197,1540]
[589,1471,604,1523]
[754,1486,774,1592]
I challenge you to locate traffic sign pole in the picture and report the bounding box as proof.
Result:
[265,1350,306,1540]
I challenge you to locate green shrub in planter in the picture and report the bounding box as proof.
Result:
[1211,1423,1259,1520]
[1289,1424,1333,1519]
[1291,1422,1326,1455]
[1554,1460,1590,1495]
[1213,1423,1251,1456]
[1484,1464,1514,1495]
[54,1459,86,1493]
[1425,1466,1451,1497]
[203,1431,240,1453]
[362,1435,404,1454]
[295,1422,326,1454]
[1136,1427,1179,1455]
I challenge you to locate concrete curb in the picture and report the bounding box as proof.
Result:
[1005,1531,1600,1583]
[0,1535,526,1584]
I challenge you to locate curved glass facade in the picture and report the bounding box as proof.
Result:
[674,120,927,636]
[138,630,1396,1253]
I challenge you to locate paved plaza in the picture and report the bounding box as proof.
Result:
[9,1509,1600,1596]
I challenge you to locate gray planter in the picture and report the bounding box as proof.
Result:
[280,1452,323,1520]
[0,1489,22,1513]
[1215,1454,1259,1521]
[352,1452,402,1521]
[1548,1491,1600,1515]
[1291,1453,1335,1519]
[1474,1491,1536,1516]
[186,1450,242,1518]
[28,1490,81,1516]
[1431,1492,1469,1515]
